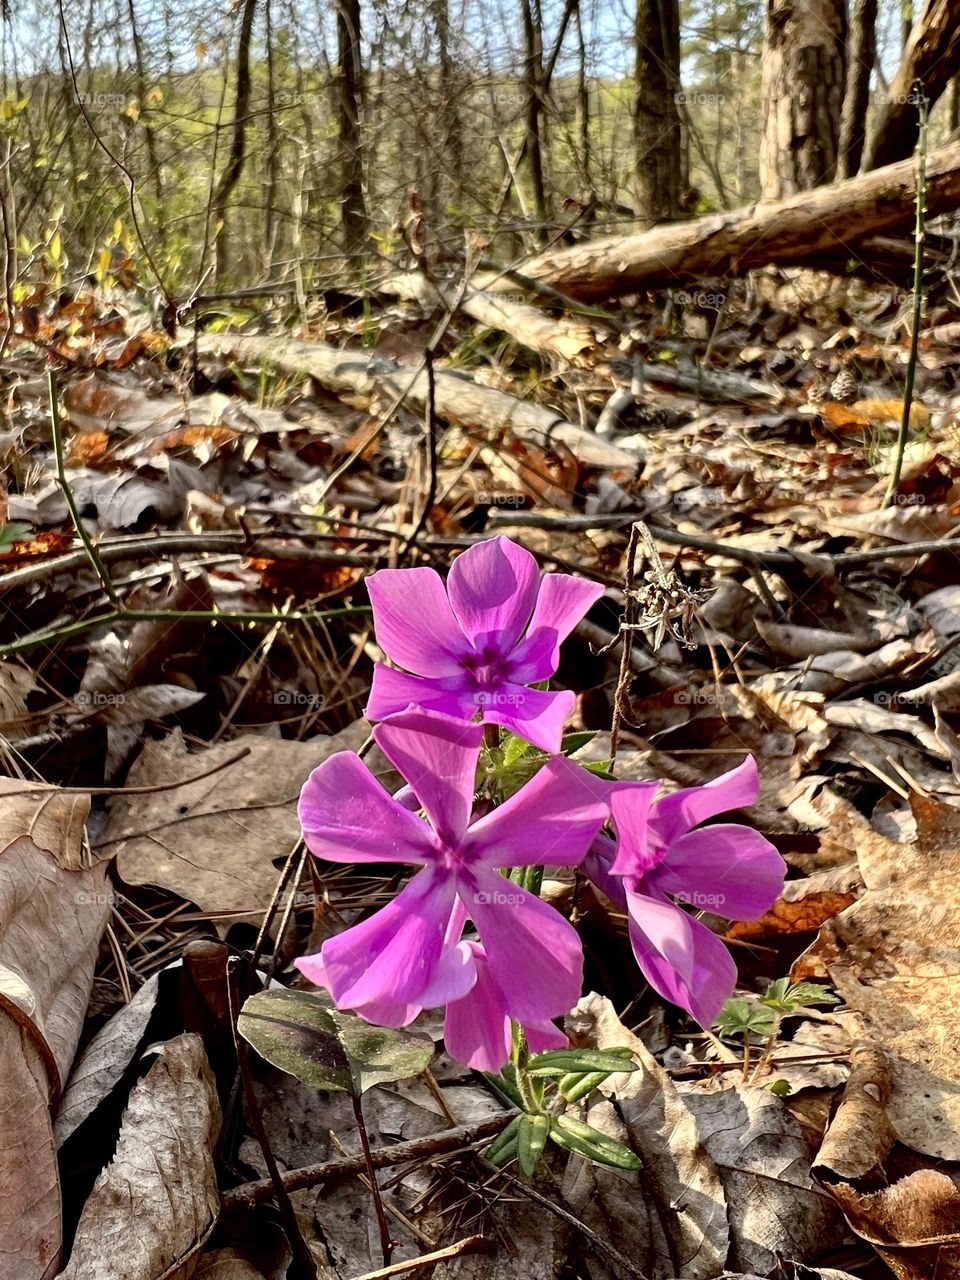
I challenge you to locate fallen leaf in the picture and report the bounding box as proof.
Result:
[59,1034,221,1279]
[103,723,370,930]
[566,993,729,1278]
[0,780,110,1279]
[805,792,960,1158]
[55,973,160,1147]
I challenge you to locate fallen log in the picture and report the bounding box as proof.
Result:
[383,271,600,363]
[515,142,960,301]
[192,332,637,468]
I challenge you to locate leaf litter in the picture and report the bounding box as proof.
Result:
[6,274,960,1278]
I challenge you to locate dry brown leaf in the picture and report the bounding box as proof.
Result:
[566,994,729,1279]
[677,1081,846,1274]
[805,792,960,1159]
[0,780,110,1280]
[814,1044,960,1279]
[59,1034,221,1280]
[103,724,370,929]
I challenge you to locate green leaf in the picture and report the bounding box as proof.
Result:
[768,1078,793,1096]
[558,1069,614,1104]
[484,1114,522,1167]
[550,1114,642,1170]
[761,979,839,1015]
[517,1113,550,1177]
[526,1047,638,1078]
[560,731,597,755]
[713,997,776,1037]
[237,988,433,1095]
[0,522,33,551]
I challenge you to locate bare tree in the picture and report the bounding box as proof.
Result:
[837,0,877,178]
[336,0,366,256]
[634,0,682,223]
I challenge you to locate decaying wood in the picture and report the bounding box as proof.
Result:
[385,271,600,363]
[193,332,637,468]
[514,142,960,300]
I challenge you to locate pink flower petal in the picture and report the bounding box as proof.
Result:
[447,536,540,650]
[465,755,608,869]
[651,756,760,846]
[625,889,737,1026]
[465,869,583,1023]
[298,752,437,864]
[442,949,514,1072]
[365,665,476,723]
[374,709,483,843]
[319,866,458,1008]
[367,566,468,675]
[655,825,786,920]
[608,782,660,877]
[510,574,605,682]
[483,682,575,754]
[525,1020,569,1053]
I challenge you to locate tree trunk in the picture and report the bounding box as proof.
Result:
[634,0,682,223]
[520,0,548,233]
[512,140,960,299]
[837,0,878,178]
[759,0,846,199]
[336,0,366,257]
[862,0,960,170]
[211,0,259,277]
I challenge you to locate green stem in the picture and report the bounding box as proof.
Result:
[48,369,123,609]
[883,83,927,509]
[0,605,368,658]
[512,1027,542,1115]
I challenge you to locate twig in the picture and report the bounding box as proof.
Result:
[48,369,122,609]
[224,956,317,1278]
[55,0,173,319]
[347,1237,492,1280]
[884,84,927,508]
[0,531,368,595]
[0,604,371,659]
[0,746,250,797]
[398,346,439,559]
[352,1093,396,1266]
[609,522,642,763]
[490,1167,650,1280]
[220,1115,511,1212]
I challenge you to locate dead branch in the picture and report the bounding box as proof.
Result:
[192,331,638,468]
[511,141,960,300]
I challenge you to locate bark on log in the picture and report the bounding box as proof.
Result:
[515,141,960,300]
[384,271,598,363]
[192,332,637,469]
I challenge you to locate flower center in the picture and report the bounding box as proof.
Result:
[460,645,511,690]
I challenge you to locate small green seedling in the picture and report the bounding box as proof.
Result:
[714,979,839,1083]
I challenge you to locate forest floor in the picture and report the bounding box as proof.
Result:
[3,266,960,1280]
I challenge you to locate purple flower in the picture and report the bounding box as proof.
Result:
[583,757,786,1026]
[295,707,609,1067]
[364,535,603,753]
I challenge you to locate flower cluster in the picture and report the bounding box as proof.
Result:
[296,536,786,1070]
